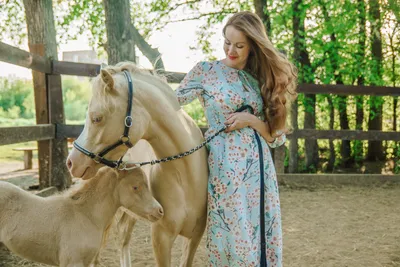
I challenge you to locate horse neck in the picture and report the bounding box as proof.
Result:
[71,176,120,229]
[147,111,199,162]
[136,85,200,162]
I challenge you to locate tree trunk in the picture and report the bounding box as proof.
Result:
[253,0,272,37]
[131,24,164,70]
[367,0,384,161]
[318,0,351,167]
[103,0,136,65]
[23,0,70,190]
[293,0,317,172]
[327,95,335,172]
[354,0,366,164]
[338,96,352,167]
[293,0,318,172]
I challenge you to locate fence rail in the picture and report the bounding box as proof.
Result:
[2,41,399,95]
[1,40,400,188]
[0,125,54,146]
[57,125,400,141]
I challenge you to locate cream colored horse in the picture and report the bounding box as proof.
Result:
[66,62,208,266]
[0,167,163,267]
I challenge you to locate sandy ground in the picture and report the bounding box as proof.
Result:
[0,165,400,267]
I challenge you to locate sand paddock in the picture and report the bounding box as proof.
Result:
[0,183,399,267]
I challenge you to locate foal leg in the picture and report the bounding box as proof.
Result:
[179,225,205,267]
[152,223,177,267]
[116,209,137,267]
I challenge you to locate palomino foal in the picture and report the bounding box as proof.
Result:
[67,62,209,267]
[0,167,163,267]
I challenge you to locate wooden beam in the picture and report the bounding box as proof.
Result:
[288,129,400,141]
[56,125,399,141]
[28,43,51,189]
[0,43,398,97]
[56,124,84,139]
[52,60,101,77]
[0,41,51,73]
[47,74,71,190]
[0,125,54,145]
[162,71,186,84]
[298,83,400,96]
[51,61,187,83]
[273,145,286,173]
[278,174,400,186]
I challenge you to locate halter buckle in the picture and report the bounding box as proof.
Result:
[93,154,102,164]
[120,135,131,144]
[125,116,133,127]
[117,161,127,170]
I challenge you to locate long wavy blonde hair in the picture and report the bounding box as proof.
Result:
[223,11,298,135]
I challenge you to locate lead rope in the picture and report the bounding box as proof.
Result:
[117,125,227,170]
[117,105,255,171]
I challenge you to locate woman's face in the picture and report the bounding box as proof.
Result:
[223,25,251,70]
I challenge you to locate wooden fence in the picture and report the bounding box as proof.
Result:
[1,41,400,189]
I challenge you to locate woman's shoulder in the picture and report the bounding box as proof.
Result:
[193,60,217,71]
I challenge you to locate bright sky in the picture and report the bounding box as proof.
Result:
[0,19,226,79]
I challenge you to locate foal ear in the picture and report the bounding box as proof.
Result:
[101,69,114,91]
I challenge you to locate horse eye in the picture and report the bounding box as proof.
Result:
[91,117,102,124]
[133,186,139,191]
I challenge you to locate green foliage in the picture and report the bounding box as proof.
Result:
[0,78,34,119]
[62,77,91,121]
[182,99,207,127]
[0,76,91,123]
[0,0,26,46]
[1,0,400,173]
[57,0,105,50]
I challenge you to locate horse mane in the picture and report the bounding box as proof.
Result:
[96,61,180,110]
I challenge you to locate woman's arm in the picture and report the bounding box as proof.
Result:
[175,62,205,106]
[224,112,286,147]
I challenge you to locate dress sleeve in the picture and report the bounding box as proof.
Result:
[266,133,286,148]
[175,62,205,105]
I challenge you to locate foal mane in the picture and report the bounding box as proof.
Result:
[67,168,118,202]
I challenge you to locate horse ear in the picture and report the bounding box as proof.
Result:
[101,69,114,91]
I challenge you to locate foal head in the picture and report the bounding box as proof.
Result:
[116,168,164,222]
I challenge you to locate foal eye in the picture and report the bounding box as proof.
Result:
[91,117,103,124]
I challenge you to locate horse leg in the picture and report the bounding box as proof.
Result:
[179,226,205,267]
[116,209,137,267]
[152,223,176,267]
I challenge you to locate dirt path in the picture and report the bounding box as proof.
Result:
[1,177,399,266]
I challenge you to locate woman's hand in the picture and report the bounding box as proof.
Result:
[224,112,255,133]
[224,112,276,143]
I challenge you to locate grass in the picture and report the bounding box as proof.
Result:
[0,142,37,162]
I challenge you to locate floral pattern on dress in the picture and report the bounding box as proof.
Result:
[176,60,285,267]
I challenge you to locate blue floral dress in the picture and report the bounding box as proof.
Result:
[175,60,286,267]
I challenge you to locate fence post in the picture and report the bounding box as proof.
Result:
[29,44,50,189]
[47,74,71,190]
[289,99,298,173]
[274,146,286,174]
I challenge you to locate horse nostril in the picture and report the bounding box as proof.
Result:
[158,208,164,215]
[66,158,72,170]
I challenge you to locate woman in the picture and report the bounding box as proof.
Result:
[175,11,297,267]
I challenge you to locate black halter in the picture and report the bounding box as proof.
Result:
[73,70,134,168]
